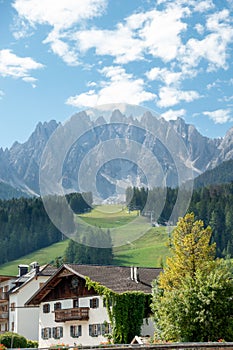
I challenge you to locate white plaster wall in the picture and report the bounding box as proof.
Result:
[141,317,155,337]
[9,275,50,341]
[39,296,110,348]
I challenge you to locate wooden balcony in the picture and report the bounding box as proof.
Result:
[0,312,8,321]
[55,307,89,322]
[0,293,8,302]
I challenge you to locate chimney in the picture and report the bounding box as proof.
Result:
[30,261,40,275]
[133,267,139,283]
[18,264,29,277]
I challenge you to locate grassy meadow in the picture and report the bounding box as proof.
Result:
[0,204,171,275]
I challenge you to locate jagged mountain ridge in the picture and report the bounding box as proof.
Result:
[0,110,232,198]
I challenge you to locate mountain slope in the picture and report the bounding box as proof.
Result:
[194,159,233,189]
[0,181,29,199]
[0,110,232,198]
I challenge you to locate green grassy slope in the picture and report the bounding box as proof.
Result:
[0,205,170,275]
[0,240,69,275]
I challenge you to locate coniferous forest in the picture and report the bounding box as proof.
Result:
[127,183,233,258]
[1,183,233,265]
[0,192,92,264]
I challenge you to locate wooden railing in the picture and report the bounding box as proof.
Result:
[0,292,8,301]
[54,307,89,322]
[0,311,8,320]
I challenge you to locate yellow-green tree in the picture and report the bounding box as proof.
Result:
[152,213,233,342]
[159,213,215,291]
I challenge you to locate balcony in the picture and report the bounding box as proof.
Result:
[55,307,89,322]
[0,312,8,321]
[0,293,8,302]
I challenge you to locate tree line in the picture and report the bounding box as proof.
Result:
[0,192,93,264]
[127,183,233,257]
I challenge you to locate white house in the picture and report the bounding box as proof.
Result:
[26,264,162,347]
[8,262,57,341]
[0,275,17,334]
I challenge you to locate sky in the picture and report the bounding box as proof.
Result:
[0,0,233,149]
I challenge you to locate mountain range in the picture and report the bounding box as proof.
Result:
[1,110,233,199]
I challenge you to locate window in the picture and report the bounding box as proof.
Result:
[102,323,112,335]
[43,303,50,313]
[53,327,63,339]
[73,299,79,308]
[90,298,99,308]
[103,298,112,307]
[70,325,82,338]
[54,302,61,311]
[11,322,14,332]
[41,327,51,339]
[10,303,15,311]
[89,324,101,337]
[5,323,8,332]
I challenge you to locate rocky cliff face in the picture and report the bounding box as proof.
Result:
[0,110,231,199]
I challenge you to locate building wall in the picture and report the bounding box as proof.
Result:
[39,296,110,348]
[9,275,49,341]
[0,278,16,333]
[39,296,155,348]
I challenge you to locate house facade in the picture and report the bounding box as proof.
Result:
[26,264,161,347]
[0,275,17,334]
[8,262,56,341]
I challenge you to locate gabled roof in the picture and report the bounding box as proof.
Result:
[26,264,162,305]
[11,264,57,294]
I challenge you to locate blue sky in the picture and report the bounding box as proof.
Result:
[0,0,233,149]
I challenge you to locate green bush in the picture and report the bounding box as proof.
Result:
[0,332,27,348]
[27,340,38,348]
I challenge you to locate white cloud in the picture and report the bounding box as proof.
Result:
[203,108,232,123]
[66,66,156,108]
[157,86,200,107]
[146,67,182,86]
[181,9,233,71]
[0,90,5,99]
[75,25,144,64]
[194,0,214,12]
[12,0,107,30]
[43,30,79,66]
[139,7,188,62]
[161,108,186,121]
[0,49,44,84]
[12,0,107,64]
[195,23,204,35]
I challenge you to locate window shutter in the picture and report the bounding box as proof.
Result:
[70,325,74,337]
[78,325,82,337]
[48,328,51,338]
[60,327,63,338]
[96,298,99,308]
[53,327,56,339]
[101,324,105,335]
[90,299,93,308]
[89,324,93,336]
[41,329,44,339]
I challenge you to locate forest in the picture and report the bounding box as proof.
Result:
[1,182,233,265]
[127,183,233,257]
[0,192,92,264]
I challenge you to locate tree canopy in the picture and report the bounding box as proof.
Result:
[151,213,233,342]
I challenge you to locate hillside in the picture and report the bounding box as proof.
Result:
[194,159,233,189]
[0,181,29,199]
[0,224,169,275]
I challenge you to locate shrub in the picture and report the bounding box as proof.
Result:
[27,340,39,348]
[0,332,27,348]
